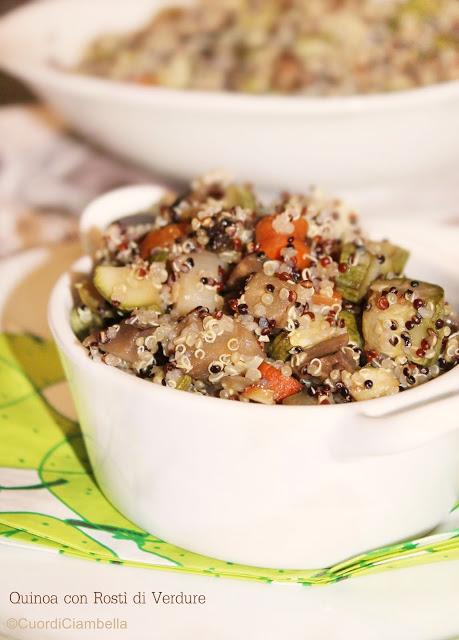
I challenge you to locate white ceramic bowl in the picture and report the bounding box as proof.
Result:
[48,185,459,569]
[2,0,459,200]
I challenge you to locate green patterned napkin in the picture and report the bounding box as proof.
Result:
[1,332,459,586]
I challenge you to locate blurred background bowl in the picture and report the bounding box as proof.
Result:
[1,0,459,213]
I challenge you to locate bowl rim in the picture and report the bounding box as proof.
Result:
[48,252,459,418]
[2,0,459,116]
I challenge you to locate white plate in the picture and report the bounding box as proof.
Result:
[1,0,459,211]
[1,219,459,639]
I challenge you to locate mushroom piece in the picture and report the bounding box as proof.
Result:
[292,334,356,381]
[170,312,263,380]
[311,349,358,380]
[301,332,350,363]
[98,323,155,364]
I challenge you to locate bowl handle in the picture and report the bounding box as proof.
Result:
[339,374,459,457]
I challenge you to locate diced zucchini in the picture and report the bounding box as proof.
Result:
[94,265,162,311]
[348,366,399,402]
[339,310,362,348]
[75,279,115,319]
[225,185,257,211]
[366,241,409,277]
[149,249,169,263]
[336,241,409,303]
[70,307,102,340]
[336,244,380,302]
[268,332,292,362]
[362,278,444,366]
[289,315,342,350]
[176,374,193,391]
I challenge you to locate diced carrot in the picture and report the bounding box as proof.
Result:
[292,217,308,239]
[255,215,310,265]
[311,291,342,307]
[255,215,276,244]
[291,239,310,270]
[140,223,189,259]
[258,362,302,401]
[258,233,290,260]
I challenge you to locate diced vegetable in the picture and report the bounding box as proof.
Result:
[289,315,345,350]
[225,185,257,210]
[347,365,399,401]
[70,307,102,341]
[336,244,380,303]
[362,278,444,366]
[94,265,163,311]
[336,241,409,302]
[268,332,293,362]
[315,348,358,380]
[75,280,103,311]
[291,334,356,380]
[176,375,193,391]
[140,223,189,259]
[149,249,170,262]
[257,361,302,401]
[255,215,309,268]
[173,313,263,380]
[290,240,310,270]
[301,332,350,362]
[99,323,153,364]
[339,310,362,347]
[366,241,409,277]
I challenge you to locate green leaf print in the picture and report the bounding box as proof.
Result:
[0,334,77,469]
[0,512,116,558]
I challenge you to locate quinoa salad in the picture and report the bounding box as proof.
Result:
[71,173,459,406]
[75,0,459,96]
